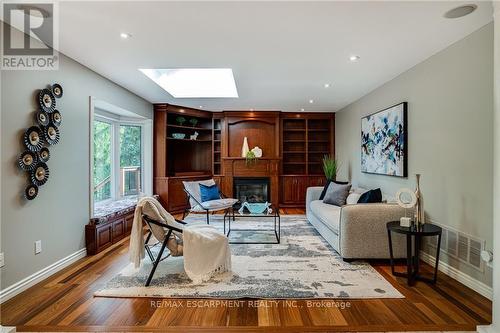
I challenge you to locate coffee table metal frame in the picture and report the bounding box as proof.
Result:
[223,206,280,244]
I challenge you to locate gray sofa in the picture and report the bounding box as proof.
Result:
[306,186,407,260]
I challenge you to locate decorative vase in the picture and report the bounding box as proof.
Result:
[414,174,425,227]
[241,137,249,157]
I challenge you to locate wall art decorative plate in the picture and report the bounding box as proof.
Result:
[43,125,60,145]
[18,151,39,171]
[38,89,56,113]
[51,110,62,126]
[24,183,39,200]
[39,147,50,162]
[51,83,63,98]
[23,126,44,151]
[35,110,50,126]
[30,162,50,186]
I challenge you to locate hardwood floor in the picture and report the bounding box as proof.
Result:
[0,209,491,332]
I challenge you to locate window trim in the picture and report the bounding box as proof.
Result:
[93,114,145,202]
[89,97,152,216]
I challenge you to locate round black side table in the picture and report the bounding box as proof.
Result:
[386,221,442,286]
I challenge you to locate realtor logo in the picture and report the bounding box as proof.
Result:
[1,1,59,70]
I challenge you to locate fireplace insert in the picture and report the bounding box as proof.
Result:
[233,177,270,207]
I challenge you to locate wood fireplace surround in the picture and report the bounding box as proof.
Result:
[153,104,335,213]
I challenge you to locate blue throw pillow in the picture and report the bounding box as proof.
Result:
[199,183,221,202]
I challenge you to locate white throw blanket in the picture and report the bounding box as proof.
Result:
[129,197,231,283]
[183,224,232,284]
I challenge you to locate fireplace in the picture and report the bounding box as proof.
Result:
[233,177,270,207]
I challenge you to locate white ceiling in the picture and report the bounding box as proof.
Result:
[58,1,493,112]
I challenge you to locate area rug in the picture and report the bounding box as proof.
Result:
[95,215,403,299]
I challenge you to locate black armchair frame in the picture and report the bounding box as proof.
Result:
[142,215,187,287]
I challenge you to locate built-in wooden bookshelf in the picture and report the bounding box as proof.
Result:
[154,105,335,212]
[280,113,335,207]
[213,117,222,176]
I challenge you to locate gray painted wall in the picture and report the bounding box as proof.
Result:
[335,23,494,286]
[0,25,152,289]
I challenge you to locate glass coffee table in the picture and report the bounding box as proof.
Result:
[223,204,280,244]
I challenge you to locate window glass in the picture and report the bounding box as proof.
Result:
[93,120,112,202]
[120,125,142,196]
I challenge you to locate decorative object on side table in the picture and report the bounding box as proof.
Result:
[361,102,407,177]
[414,174,425,226]
[387,221,442,286]
[18,83,64,200]
[395,187,417,227]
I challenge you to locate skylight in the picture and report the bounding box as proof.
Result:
[139,68,238,98]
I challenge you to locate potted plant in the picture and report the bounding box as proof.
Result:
[322,154,339,182]
[245,150,257,166]
[176,116,186,126]
[189,118,199,127]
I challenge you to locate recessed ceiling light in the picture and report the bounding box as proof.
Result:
[120,32,132,39]
[309,99,314,104]
[139,68,238,98]
[250,108,254,111]
[444,4,477,19]
[349,55,360,62]
[324,83,330,88]
[301,108,305,112]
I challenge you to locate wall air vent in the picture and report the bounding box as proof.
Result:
[424,220,485,272]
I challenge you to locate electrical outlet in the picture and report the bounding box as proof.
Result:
[0,253,4,268]
[35,240,42,254]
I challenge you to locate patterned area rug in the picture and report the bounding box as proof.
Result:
[95,215,403,299]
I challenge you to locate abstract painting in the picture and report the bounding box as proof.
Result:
[361,102,407,177]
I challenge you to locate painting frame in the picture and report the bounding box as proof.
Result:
[361,102,408,178]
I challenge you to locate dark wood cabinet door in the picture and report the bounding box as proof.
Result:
[167,179,189,212]
[96,225,112,252]
[281,177,297,204]
[296,177,308,204]
[308,176,326,187]
[112,218,126,241]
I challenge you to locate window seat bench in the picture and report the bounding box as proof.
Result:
[86,197,138,255]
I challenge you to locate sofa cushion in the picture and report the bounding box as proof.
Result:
[357,188,382,203]
[323,182,351,206]
[199,183,221,202]
[309,200,341,234]
[319,180,349,200]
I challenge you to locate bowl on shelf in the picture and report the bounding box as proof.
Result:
[172,133,186,139]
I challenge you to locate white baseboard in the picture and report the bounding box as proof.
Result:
[0,248,87,304]
[477,324,496,333]
[420,251,493,300]
[0,326,16,333]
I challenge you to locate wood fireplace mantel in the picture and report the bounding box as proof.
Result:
[221,157,280,208]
